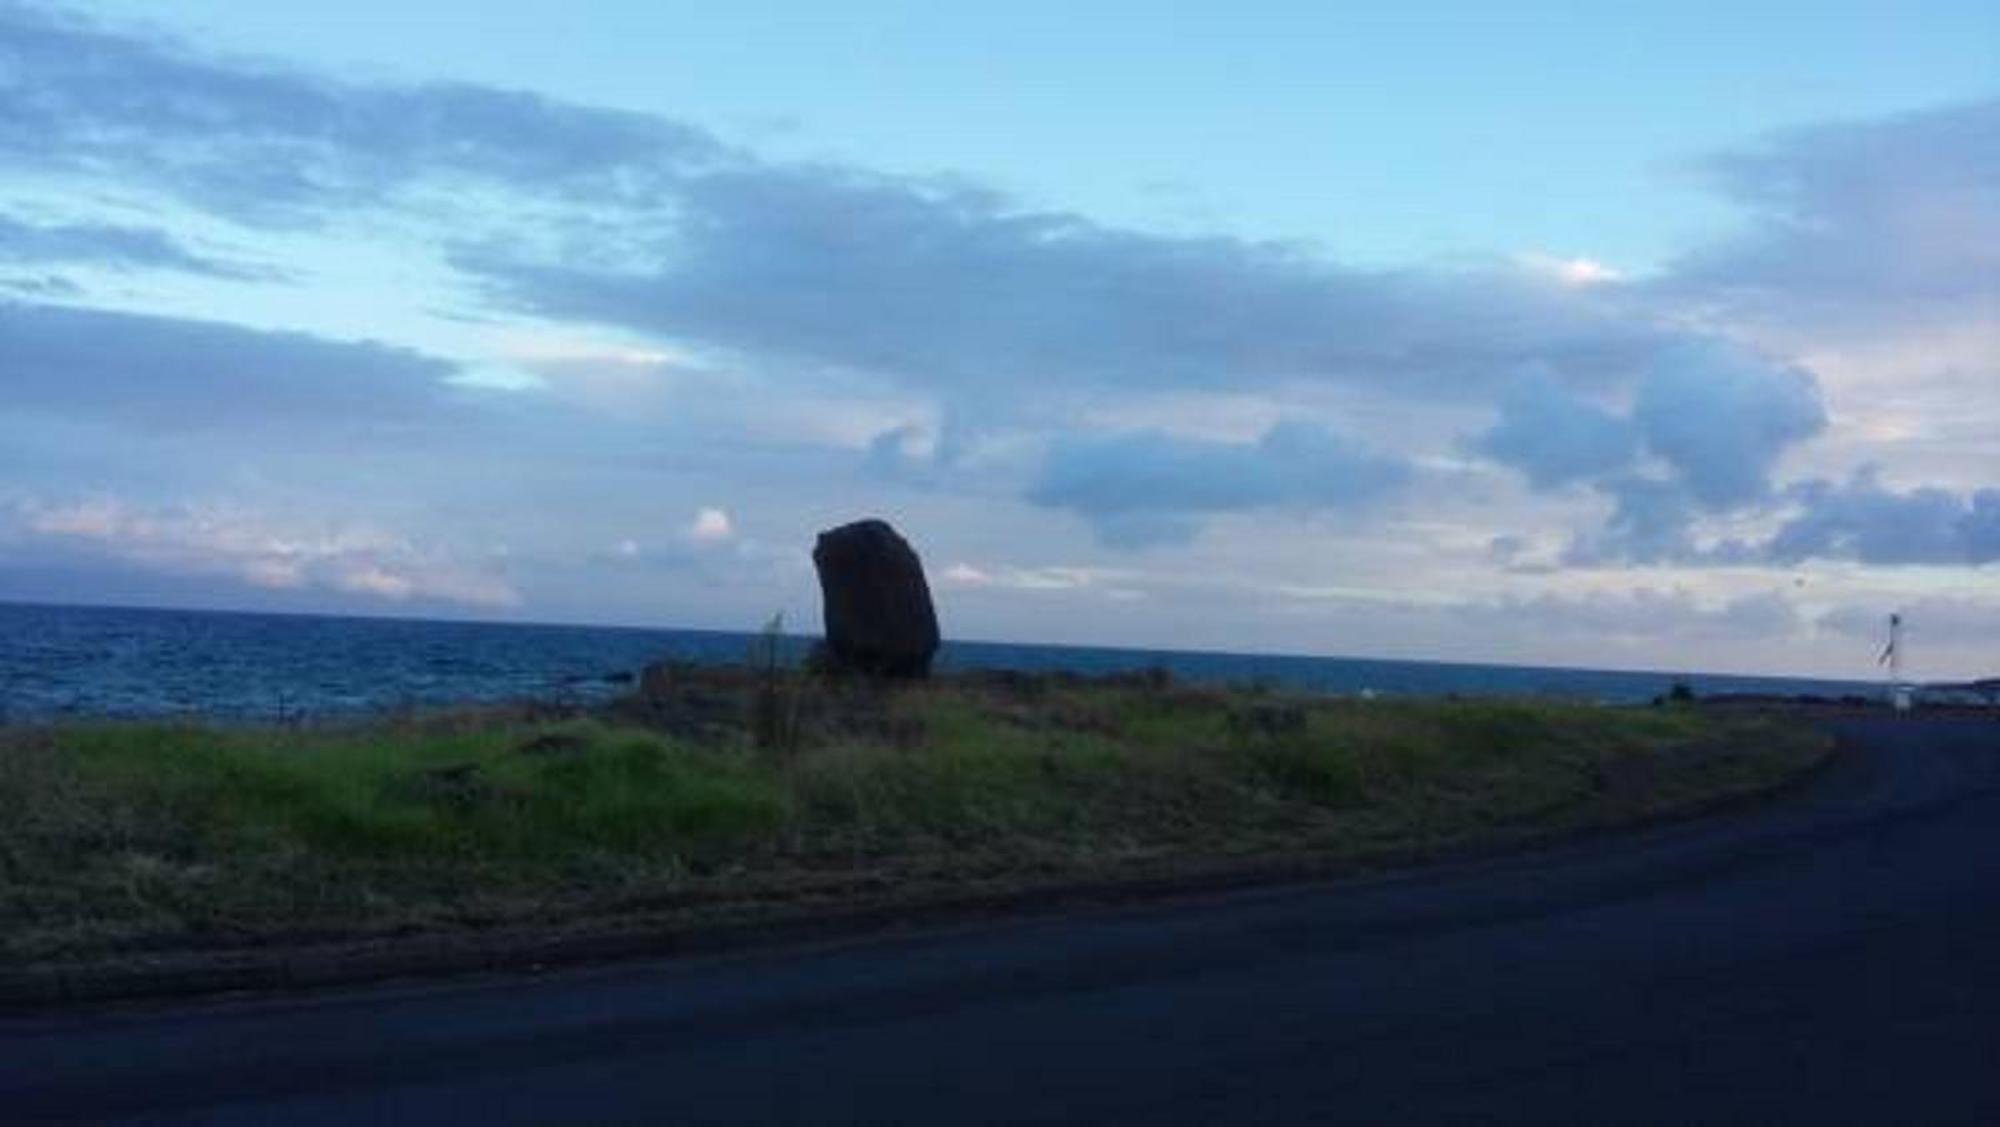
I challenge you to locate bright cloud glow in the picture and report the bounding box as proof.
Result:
[940,563,993,588]
[1518,253,1624,287]
[687,507,736,544]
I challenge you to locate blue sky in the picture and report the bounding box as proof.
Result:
[3,0,1997,678]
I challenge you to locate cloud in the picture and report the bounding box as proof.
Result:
[1470,373,1637,489]
[1475,342,1830,563]
[0,299,461,432]
[865,418,973,485]
[1768,469,2000,565]
[8,2,1679,430]
[1562,477,1706,566]
[453,168,1674,410]
[0,273,79,296]
[1516,253,1623,288]
[1483,98,1994,574]
[936,562,1126,593]
[1477,342,1824,506]
[0,3,724,224]
[1563,468,2000,570]
[1028,420,1409,547]
[0,211,265,278]
[1668,98,2000,315]
[5,0,1879,563]
[1631,342,1827,508]
[687,506,735,544]
[10,494,519,607]
[939,562,993,588]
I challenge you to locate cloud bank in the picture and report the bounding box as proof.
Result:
[1029,422,1409,547]
[0,300,460,433]
[8,495,518,607]
[1770,471,2000,566]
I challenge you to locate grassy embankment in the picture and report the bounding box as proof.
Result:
[0,668,1829,965]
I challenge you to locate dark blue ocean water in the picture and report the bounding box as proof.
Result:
[0,601,1879,721]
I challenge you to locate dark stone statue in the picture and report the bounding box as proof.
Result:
[812,519,941,678]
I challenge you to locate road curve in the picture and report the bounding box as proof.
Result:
[6,714,1999,1124]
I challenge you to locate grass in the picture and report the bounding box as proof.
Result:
[0,673,1829,965]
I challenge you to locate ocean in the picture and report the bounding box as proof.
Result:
[0,601,1880,722]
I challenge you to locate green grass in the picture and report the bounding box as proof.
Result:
[0,680,1826,964]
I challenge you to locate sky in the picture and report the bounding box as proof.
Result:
[2,0,1997,680]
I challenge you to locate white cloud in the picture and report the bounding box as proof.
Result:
[939,562,993,588]
[12,496,519,608]
[687,506,735,544]
[1517,253,1623,288]
[23,495,126,538]
[336,566,417,600]
[940,563,1122,593]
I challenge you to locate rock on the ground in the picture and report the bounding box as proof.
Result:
[812,518,941,678]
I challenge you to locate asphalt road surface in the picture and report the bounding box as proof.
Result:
[7,714,2000,1124]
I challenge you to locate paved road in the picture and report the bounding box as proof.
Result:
[7,715,2000,1124]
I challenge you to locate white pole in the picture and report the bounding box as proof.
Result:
[1888,613,1912,713]
[1889,613,1902,686]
